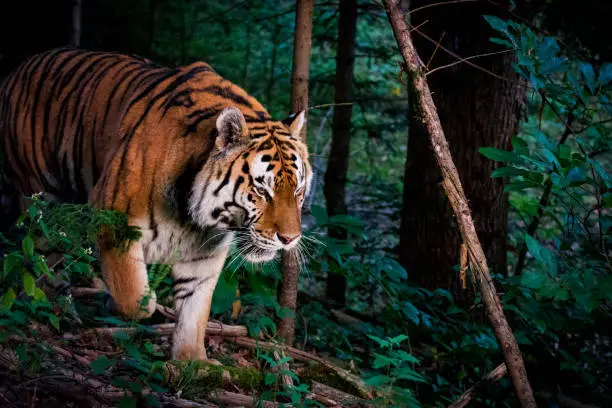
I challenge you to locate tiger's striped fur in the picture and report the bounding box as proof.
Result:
[0,48,312,360]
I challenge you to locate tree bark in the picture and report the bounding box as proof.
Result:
[70,0,81,46]
[278,0,314,346]
[322,0,358,306]
[383,1,536,406]
[399,0,524,305]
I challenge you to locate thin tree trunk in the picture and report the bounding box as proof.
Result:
[266,16,281,108]
[70,0,81,47]
[399,0,523,306]
[277,0,314,345]
[383,1,536,406]
[323,0,358,306]
[242,3,253,89]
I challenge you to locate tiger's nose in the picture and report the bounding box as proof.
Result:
[277,233,299,245]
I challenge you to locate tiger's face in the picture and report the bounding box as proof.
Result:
[190,107,312,262]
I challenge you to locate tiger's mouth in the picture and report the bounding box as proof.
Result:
[240,242,278,263]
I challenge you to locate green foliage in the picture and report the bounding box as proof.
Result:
[479,15,612,404]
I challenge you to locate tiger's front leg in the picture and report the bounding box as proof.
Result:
[171,248,229,360]
[99,241,157,319]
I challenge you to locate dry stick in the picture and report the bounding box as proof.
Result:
[448,363,507,408]
[210,390,277,408]
[383,1,537,407]
[80,320,249,339]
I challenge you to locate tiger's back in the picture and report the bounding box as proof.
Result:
[0,48,234,208]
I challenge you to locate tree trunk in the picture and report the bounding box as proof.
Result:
[323,0,358,306]
[277,0,314,346]
[241,2,253,88]
[399,0,524,304]
[70,0,81,46]
[265,16,281,108]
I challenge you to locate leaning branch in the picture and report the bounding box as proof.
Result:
[383,1,536,407]
[448,363,507,408]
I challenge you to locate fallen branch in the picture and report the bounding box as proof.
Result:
[383,1,536,406]
[79,320,248,339]
[311,380,363,406]
[229,336,372,399]
[209,390,276,407]
[448,363,507,408]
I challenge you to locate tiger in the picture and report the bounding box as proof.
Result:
[0,47,312,360]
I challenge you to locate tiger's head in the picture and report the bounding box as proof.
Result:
[189,107,312,262]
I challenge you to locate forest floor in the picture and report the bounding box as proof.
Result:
[0,279,375,408]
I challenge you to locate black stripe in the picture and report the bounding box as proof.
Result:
[174,290,195,300]
[200,85,253,108]
[173,276,198,285]
[213,159,236,195]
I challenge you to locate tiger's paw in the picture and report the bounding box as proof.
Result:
[111,292,157,320]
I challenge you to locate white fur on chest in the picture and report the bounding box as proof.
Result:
[140,219,232,265]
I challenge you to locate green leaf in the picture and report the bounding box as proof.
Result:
[0,289,16,310]
[3,253,22,278]
[389,334,409,346]
[393,349,421,365]
[265,373,277,385]
[574,291,600,313]
[580,62,597,93]
[521,271,546,290]
[311,205,328,226]
[402,301,420,325]
[598,62,612,86]
[483,15,509,36]
[504,180,540,192]
[118,396,137,408]
[23,272,36,297]
[91,355,114,375]
[33,288,47,302]
[393,370,428,383]
[380,258,407,282]
[479,147,522,164]
[525,234,558,275]
[553,286,569,302]
[524,235,542,260]
[34,258,50,277]
[372,353,394,369]
[48,314,60,330]
[491,166,531,178]
[365,374,393,387]
[490,37,512,47]
[22,236,34,259]
[367,334,391,349]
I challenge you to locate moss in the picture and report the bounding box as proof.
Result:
[300,363,369,399]
[158,360,262,397]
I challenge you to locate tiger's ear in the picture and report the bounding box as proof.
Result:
[281,111,306,139]
[215,107,249,151]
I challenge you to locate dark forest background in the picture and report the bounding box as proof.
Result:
[0,1,611,407]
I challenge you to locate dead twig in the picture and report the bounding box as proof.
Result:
[448,363,507,408]
[79,320,248,339]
